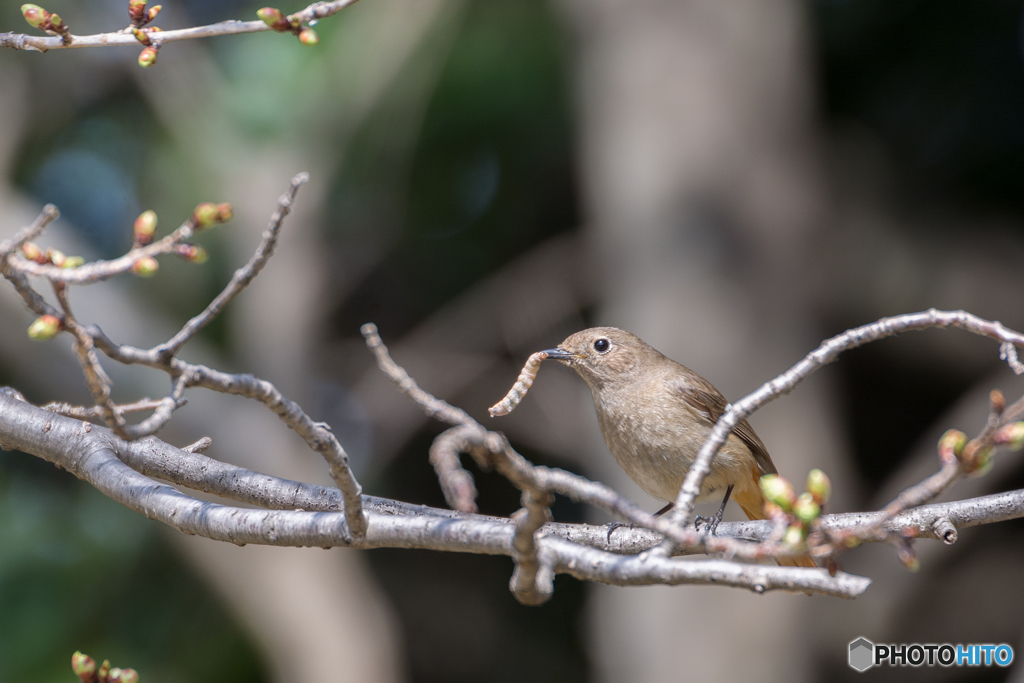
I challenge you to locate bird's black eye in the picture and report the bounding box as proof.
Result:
[593,338,610,353]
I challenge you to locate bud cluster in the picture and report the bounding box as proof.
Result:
[72,651,139,683]
[21,4,70,37]
[20,242,85,269]
[759,468,832,552]
[190,202,233,230]
[128,0,162,27]
[257,7,319,46]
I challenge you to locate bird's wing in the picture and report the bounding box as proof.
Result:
[669,373,777,476]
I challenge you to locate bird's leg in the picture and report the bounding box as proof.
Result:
[607,502,674,542]
[694,485,733,536]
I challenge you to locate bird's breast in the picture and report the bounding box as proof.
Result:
[591,388,750,503]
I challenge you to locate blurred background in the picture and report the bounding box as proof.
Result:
[2,0,1024,681]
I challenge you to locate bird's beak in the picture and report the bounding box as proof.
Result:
[542,347,575,362]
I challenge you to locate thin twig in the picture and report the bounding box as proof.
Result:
[0,204,59,257]
[509,488,555,605]
[7,220,197,285]
[42,397,185,420]
[53,282,124,433]
[0,0,361,53]
[429,427,480,513]
[153,173,309,359]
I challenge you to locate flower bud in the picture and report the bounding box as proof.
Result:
[965,446,994,477]
[896,540,919,572]
[937,428,967,464]
[793,492,820,523]
[175,243,209,264]
[47,12,64,31]
[20,241,42,262]
[257,7,291,31]
[21,4,48,28]
[138,46,158,68]
[28,314,61,340]
[216,202,233,222]
[994,421,1024,450]
[130,256,159,277]
[298,27,319,46]
[806,468,831,505]
[191,202,220,229]
[147,4,162,21]
[758,474,796,511]
[990,388,1006,415]
[119,669,140,683]
[133,209,158,244]
[46,247,66,267]
[128,0,147,23]
[782,523,806,548]
[71,651,96,681]
[62,256,85,269]
[132,27,151,45]
[98,660,111,681]
[109,667,123,682]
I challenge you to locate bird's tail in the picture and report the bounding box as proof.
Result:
[733,485,818,570]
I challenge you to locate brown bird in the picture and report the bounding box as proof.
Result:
[542,326,816,568]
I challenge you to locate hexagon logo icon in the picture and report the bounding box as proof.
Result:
[849,637,874,672]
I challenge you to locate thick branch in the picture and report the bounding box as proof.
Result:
[664,309,1024,546]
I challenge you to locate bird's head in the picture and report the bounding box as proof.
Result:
[543,327,656,390]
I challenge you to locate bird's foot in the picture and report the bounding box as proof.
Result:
[693,514,722,536]
[605,521,633,543]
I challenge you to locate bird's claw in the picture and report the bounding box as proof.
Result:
[694,514,721,536]
[605,521,633,543]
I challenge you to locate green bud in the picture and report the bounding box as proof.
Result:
[21,4,48,28]
[966,447,994,477]
[138,46,158,68]
[109,667,123,682]
[119,669,139,683]
[20,241,42,262]
[793,492,820,523]
[995,421,1024,450]
[147,4,162,21]
[806,468,831,505]
[46,248,65,267]
[758,474,796,511]
[782,523,806,548]
[128,0,147,22]
[216,202,233,223]
[28,314,61,340]
[98,660,111,680]
[175,243,209,264]
[938,429,967,463]
[71,651,96,679]
[257,7,290,31]
[47,12,64,30]
[62,256,85,269]
[192,202,219,229]
[298,27,319,46]
[132,27,151,45]
[133,209,158,244]
[130,256,159,277]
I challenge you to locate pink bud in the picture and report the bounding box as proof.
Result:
[298,27,319,46]
[130,256,159,277]
[133,209,158,244]
[138,46,159,68]
[28,314,61,340]
[21,4,48,28]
